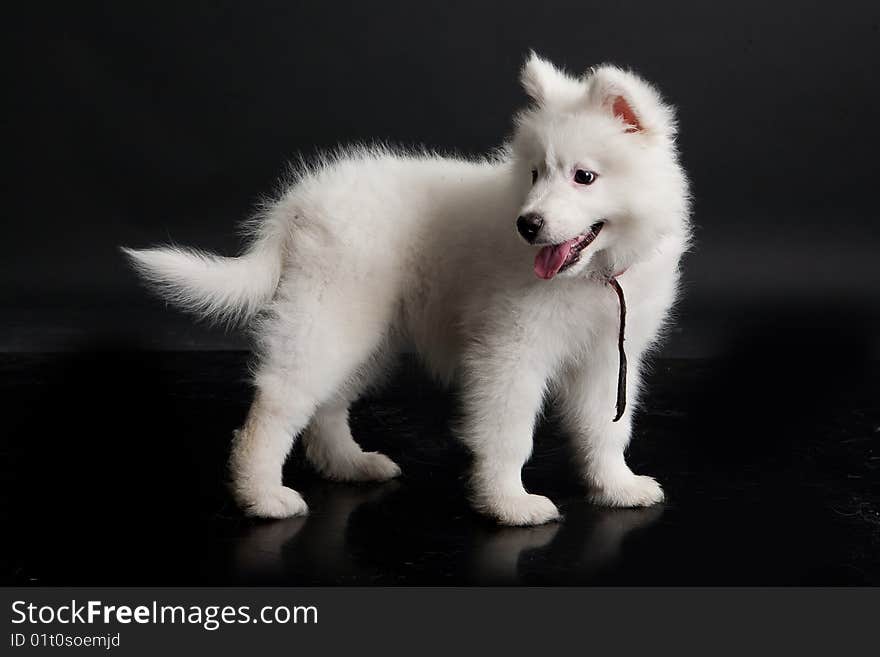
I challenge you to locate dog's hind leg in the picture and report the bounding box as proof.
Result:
[302,355,401,483]
[230,285,393,518]
[230,384,315,519]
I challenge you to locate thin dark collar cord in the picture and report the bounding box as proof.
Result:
[608,277,627,422]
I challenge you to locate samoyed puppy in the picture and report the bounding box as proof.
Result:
[125,54,690,526]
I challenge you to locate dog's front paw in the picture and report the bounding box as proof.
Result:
[237,485,309,519]
[478,492,561,526]
[590,474,665,507]
[317,451,402,483]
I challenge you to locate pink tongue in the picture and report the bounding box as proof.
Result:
[534,240,575,279]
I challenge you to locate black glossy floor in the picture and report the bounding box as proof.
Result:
[2,348,878,585]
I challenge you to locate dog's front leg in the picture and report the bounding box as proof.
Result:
[458,346,560,526]
[557,353,664,507]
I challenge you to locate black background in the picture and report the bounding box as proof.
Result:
[4,0,879,355]
[1,2,879,585]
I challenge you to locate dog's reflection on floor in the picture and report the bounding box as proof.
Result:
[470,523,562,584]
[233,481,400,582]
[574,505,665,570]
[233,483,664,584]
[470,503,664,584]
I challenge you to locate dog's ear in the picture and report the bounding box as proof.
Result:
[585,65,677,137]
[520,51,584,106]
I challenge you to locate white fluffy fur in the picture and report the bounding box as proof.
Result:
[125,54,690,526]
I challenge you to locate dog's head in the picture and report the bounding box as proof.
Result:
[511,53,689,280]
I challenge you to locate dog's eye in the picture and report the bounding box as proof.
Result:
[574,169,597,185]
[531,168,538,185]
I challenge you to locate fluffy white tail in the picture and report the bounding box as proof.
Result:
[123,227,285,326]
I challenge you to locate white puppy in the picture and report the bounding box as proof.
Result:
[125,54,690,526]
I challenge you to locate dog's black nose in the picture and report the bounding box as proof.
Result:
[516,213,544,243]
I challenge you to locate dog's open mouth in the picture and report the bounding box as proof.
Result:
[534,221,604,280]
